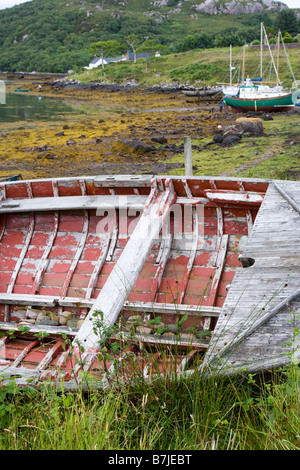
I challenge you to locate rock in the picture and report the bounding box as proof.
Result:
[213,133,223,144]
[59,311,74,325]
[136,326,152,335]
[19,319,36,325]
[221,135,240,147]
[178,333,196,343]
[36,318,60,326]
[55,131,64,137]
[263,113,273,121]
[49,314,59,323]
[163,331,176,338]
[114,139,154,154]
[166,324,178,333]
[77,320,85,329]
[36,312,50,321]
[235,117,264,136]
[191,0,285,15]
[151,136,168,144]
[150,321,165,334]
[67,318,80,328]
[127,315,143,325]
[26,310,39,320]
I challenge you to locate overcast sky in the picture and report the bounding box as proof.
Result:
[0,0,32,9]
[0,0,299,10]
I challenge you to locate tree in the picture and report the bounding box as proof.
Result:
[125,34,142,63]
[137,39,167,72]
[274,9,299,37]
[89,40,122,69]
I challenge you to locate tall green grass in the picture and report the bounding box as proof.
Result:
[0,364,299,450]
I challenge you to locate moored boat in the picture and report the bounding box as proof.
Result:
[0,174,299,388]
[222,24,299,113]
[223,78,298,112]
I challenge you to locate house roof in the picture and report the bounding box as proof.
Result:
[89,56,125,66]
[127,51,150,60]
[90,57,101,65]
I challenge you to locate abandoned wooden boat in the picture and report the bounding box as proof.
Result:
[0,175,299,389]
[183,87,222,102]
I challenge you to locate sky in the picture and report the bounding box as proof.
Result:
[0,0,299,9]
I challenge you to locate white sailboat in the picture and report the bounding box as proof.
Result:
[222,23,299,112]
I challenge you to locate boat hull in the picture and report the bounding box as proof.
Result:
[0,175,268,387]
[0,175,299,387]
[224,91,298,112]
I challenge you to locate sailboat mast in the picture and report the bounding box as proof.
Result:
[277,30,280,86]
[230,45,232,85]
[260,22,263,80]
[242,45,246,82]
[262,23,279,84]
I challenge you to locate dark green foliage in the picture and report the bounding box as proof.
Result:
[176,33,213,52]
[170,63,226,83]
[274,9,299,37]
[0,0,299,72]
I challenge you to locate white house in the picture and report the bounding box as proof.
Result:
[85,55,126,70]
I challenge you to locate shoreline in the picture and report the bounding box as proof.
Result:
[0,73,299,182]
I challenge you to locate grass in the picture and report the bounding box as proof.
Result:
[73,44,300,89]
[0,69,299,451]
[0,364,299,450]
[166,113,300,180]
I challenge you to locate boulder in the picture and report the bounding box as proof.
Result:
[213,133,223,144]
[114,139,154,154]
[221,134,241,147]
[235,117,264,136]
[136,325,152,335]
[151,136,168,144]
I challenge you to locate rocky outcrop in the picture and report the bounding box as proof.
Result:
[191,0,286,15]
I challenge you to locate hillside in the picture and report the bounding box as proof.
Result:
[0,0,298,73]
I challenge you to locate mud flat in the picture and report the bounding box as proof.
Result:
[0,74,299,181]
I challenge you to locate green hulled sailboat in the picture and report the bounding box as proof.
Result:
[222,24,299,113]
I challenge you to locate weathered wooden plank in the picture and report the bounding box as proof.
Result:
[4,183,34,321]
[75,178,177,350]
[207,234,228,306]
[0,293,221,317]
[153,233,173,302]
[203,189,264,205]
[31,181,59,294]
[0,321,76,336]
[206,288,300,367]
[204,180,300,373]
[59,216,89,299]
[0,194,210,213]
[85,233,111,300]
[178,207,198,304]
[119,331,208,350]
[272,181,300,215]
[35,341,64,372]
[10,340,39,368]
[0,195,148,213]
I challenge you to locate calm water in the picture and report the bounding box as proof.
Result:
[0,91,85,123]
[0,84,193,124]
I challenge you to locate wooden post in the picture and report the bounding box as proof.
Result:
[184,136,193,177]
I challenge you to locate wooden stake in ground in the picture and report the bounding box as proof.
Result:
[184,136,193,177]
